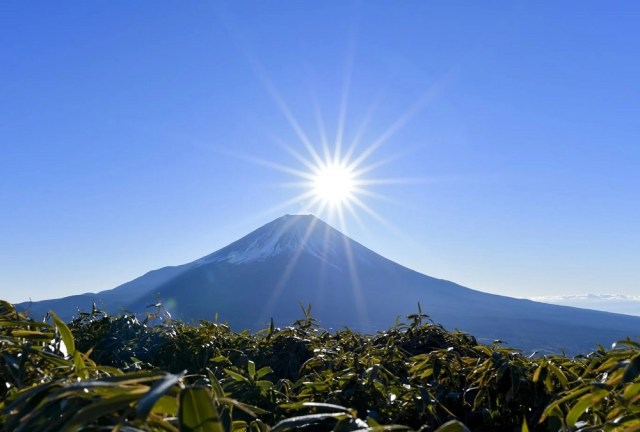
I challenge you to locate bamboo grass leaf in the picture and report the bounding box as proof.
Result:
[255,366,272,380]
[10,330,54,340]
[50,311,75,356]
[224,369,249,383]
[623,354,640,384]
[566,394,594,427]
[178,387,225,432]
[433,420,471,432]
[207,369,225,399]
[218,397,270,416]
[270,413,347,432]
[136,371,184,420]
[59,393,141,432]
[623,383,640,401]
[247,360,256,379]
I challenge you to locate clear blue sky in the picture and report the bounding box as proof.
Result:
[1,1,638,306]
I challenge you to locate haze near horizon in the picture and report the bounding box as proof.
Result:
[1,2,638,314]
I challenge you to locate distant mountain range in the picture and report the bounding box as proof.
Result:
[17,214,640,355]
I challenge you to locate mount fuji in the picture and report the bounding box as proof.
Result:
[17,214,640,355]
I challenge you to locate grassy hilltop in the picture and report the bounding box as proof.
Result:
[1,300,639,431]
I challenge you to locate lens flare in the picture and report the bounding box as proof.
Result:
[312,163,355,206]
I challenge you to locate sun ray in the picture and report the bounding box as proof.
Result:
[257,215,322,327]
[244,156,315,180]
[236,42,326,170]
[334,35,356,164]
[356,177,431,186]
[263,81,325,168]
[311,93,333,163]
[343,199,369,236]
[343,91,383,163]
[277,141,322,174]
[338,207,370,327]
[222,15,441,332]
[252,190,318,221]
[350,187,398,203]
[349,195,406,238]
[349,76,449,170]
[265,132,317,166]
[226,15,437,233]
[349,150,411,177]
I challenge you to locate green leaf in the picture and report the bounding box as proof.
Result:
[30,347,73,367]
[247,360,256,379]
[73,351,88,379]
[150,395,179,416]
[547,362,569,388]
[0,320,52,329]
[224,368,249,383]
[50,311,75,356]
[533,364,545,383]
[540,386,590,422]
[610,412,640,427]
[623,382,640,400]
[255,380,273,389]
[11,330,54,340]
[60,393,141,432]
[207,369,225,399]
[179,387,225,432]
[623,354,640,384]
[434,420,472,432]
[521,418,530,432]
[255,366,273,380]
[566,394,593,427]
[136,372,183,420]
[270,413,346,432]
[218,397,271,416]
[2,381,62,427]
[280,402,353,413]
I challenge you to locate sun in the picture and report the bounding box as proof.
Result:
[312,162,356,206]
[242,57,431,230]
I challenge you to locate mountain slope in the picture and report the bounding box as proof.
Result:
[17,214,640,355]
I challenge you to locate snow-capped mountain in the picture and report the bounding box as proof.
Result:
[195,214,355,268]
[17,214,640,355]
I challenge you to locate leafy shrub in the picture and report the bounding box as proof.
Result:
[1,299,639,431]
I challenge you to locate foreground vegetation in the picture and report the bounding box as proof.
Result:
[1,300,639,431]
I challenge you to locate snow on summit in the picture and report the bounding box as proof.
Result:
[196,215,343,266]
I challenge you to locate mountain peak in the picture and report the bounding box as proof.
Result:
[197,214,343,266]
[18,213,640,356]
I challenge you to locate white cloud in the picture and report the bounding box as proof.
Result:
[530,294,640,316]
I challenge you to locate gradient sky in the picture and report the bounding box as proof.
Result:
[1,2,639,309]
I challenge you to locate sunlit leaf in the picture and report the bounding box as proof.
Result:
[566,394,593,427]
[50,311,75,356]
[623,354,640,384]
[270,413,347,432]
[60,393,141,432]
[434,420,471,432]
[136,372,183,420]
[179,387,225,432]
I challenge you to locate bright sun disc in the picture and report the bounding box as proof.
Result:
[312,163,355,205]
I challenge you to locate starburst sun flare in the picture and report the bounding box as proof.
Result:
[242,62,433,328]
[311,162,356,207]
[242,47,435,232]
[248,100,425,232]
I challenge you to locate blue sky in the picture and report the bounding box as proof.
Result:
[1,2,638,310]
